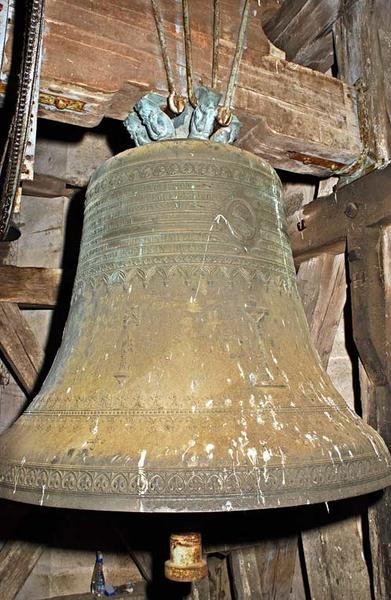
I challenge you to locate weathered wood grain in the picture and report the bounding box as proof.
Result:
[297,252,372,599]
[1,0,362,176]
[298,254,346,367]
[347,227,388,386]
[256,537,298,599]
[360,367,391,600]
[264,0,341,71]
[229,546,262,599]
[0,302,44,394]
[334,0,391,167]
[0,539,45,600]
[188,575,211,600]
[22,174,72,198]
[294,31,335,73]
[0,265,61,307]
[208,555,231,600]
[348,224,391,599]
[302,515,371,600]
[287,164,391,264]
[228,537,298,600]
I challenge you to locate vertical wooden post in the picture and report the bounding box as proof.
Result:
[347,223,391,599]
[334,0,391,168]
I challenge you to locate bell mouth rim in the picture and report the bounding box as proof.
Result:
[0,468,389,513]
[0,455,390,513]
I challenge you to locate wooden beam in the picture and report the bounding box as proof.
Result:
[22,174,72,198]
[334,0,391,168]
[345,225,391,598]
[226,527,298,597]
[287,165,391,264]
[228,536,297,599]
[264,0,341,72]
[293,31,335,73]
[188,577,211,600]
[0,539,45,600]
[0,302,44,394]
[347,227,388,386]
[0,265,61,307]
[1,0,362,176]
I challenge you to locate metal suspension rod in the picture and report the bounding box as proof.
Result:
[150,0,176,95]
[182,0,197,106]
[218,0,251,125]
[212,0,221,89]
[150,0,185,113]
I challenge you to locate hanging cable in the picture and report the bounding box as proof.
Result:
[150,0,185,114]
[211,0,221,90]
[182,0,197,107]
[218,0,250,126]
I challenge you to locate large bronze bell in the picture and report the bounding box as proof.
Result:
[0,140,390,512]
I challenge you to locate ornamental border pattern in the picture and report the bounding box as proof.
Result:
[87,159,281,201]
[0,457,388,499]
[23,404,348,418]
[72,263,298,301]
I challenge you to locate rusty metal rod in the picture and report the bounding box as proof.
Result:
[219,0,251,124]
[212,0,221,89]
[182,0,196,106]
[150,0,176,95]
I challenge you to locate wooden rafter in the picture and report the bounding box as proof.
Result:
[0,302,44,394]
[264,0,341,72]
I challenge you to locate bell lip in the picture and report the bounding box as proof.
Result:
[0,469,390,513]
[88,138,282,192]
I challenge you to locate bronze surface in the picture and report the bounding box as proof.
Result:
[0,140,390,512]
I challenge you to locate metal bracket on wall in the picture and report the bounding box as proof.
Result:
[0,0,45,241]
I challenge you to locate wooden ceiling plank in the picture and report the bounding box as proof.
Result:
[264,0,342,71]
